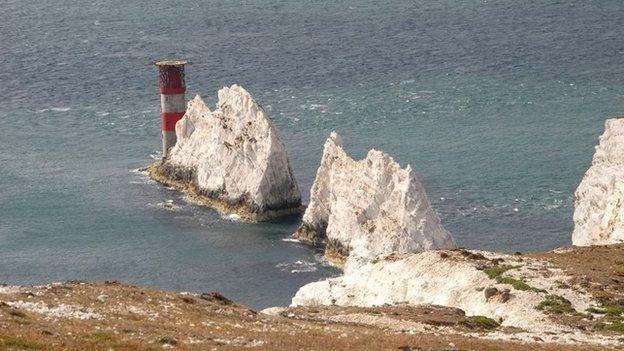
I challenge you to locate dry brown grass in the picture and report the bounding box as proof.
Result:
[0,280,620,350]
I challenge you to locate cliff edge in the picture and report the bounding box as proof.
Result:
[2,245,622,350]
[573,118,624,246]
[291,246,624,346]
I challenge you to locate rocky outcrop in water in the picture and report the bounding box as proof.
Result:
[573,118,624,246]
[293,132,455,262]
[148,85,302,221]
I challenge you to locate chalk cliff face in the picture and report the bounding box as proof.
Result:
[293,132,455,261]
[291,249,595,333]
[573,118,624,246]
[149,85,301,221]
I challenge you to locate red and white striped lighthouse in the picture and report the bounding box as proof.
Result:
[155,59,188,159]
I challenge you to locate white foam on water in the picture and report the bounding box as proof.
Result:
[544,201,563,210]
[128,168,154,184]
[158,199,179,211]
[130,168,147,175]
[224,213,242,221]
[276,260,318,274]
[36,107,71,113]
[292,266,317,273]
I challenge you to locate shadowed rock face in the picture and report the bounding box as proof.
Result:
[294,132,455,262]
[150,85,302,221]
[573,117,624,246]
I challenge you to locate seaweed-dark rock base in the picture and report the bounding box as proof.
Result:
[146,161,303,222]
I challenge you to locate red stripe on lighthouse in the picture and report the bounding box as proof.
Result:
[156,59,187,159]
[160,86,186,95]
[158,65,186,95]
[162,112,185,132]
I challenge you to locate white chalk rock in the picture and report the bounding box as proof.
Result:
[163,85,301,219]
[294,132,455,260]
[291,250,593,332]
[573,118,624,246]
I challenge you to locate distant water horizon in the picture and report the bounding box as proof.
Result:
[1,0,623,308]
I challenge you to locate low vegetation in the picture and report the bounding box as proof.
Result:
[0,334,45,350]
[483,264,546,292]
[157,336,178,345]
[589,301,624,334]
[455,248,487,261]
[603,322,624,333]
[483,264,518,279]
[603,304,624,317]
[460,315,500,331]
[536,295,577,315]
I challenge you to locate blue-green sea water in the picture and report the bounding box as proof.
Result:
[1,0,623,308]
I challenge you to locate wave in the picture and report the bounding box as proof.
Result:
[37,107,72,113]
[444,193,571,219]
[275,260,318,274]
[223,213,242,221]
[158,199,179,210]
[299,103,327,112]
[145,200,180,211]
[128,168,155,185]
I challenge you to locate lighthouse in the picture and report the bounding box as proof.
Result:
[155,59,187,159]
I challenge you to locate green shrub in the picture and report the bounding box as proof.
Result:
[536,295,576,315]
[482,265,545,293]
[604,304,624,318]
[483,265,518,279]
[603,322,624,334]
[586,307,606,314]
[460,315,500,330]
[498,277,530,291]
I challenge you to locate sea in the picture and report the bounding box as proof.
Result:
[1,0,623,308]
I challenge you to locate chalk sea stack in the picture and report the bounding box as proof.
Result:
[148,85,302,221]
[293,132,455,263]
[573,118,624,246]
